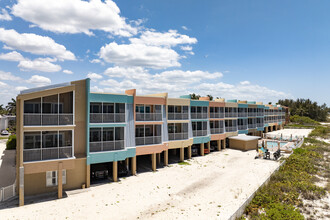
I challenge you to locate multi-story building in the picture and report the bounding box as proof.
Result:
[16,78,288,206]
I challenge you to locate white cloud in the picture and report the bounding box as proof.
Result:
[63,69,73,74]
[0,8,12,21]
[240,81,250,85]
[90,59,104,65]
[181,26,188,31]
[0,28,76,60]
[15,86,29,92]
[0,51,25,62]
[104,66,150,79]
[0,70,22,81]
[12,0,137,37]
[0,81,8,87]
[90,85,104,93]
[99,42,181,69]
[87,72,103,81]
[180,45,193,51]
[130,29,197,47]
[18,58,62,72]
[26,75,51,87]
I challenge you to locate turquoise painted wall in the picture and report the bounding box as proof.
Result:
[238,130,248,134]
[90,93,133,103]
[190,100,209,107]
[238,103,248,108]
[193,135,211,144]
[89,148,136,164]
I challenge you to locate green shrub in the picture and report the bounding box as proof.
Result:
[290,115,320,125]
[309,126,330,139]
[6,134,16,150]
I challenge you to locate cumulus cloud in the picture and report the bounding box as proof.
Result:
[18,58,62,72]
[90,59,104,65]
[0,8,12,21]
[0,51,25,62]
[0,70,22,81]
[26,75,51,87]
[0,28,76,60]
[180,45,193,51]
[12,0,137,37]
[87,72,103,81]
[15,86,29,92]
[63,69,73,74]
[181,26,188,31]
[130,29,197,47]
[104,66,150,79]
[99,42,181,69]
[240,81,250,85]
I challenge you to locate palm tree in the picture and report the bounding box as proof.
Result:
[6,98,16,115]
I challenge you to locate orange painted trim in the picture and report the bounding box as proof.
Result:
[209,118,224,121]
[135,143,168,156]
[209,102,225,107]
[211,134,226,141]
[135,121,163,125]
[136,96,166,105]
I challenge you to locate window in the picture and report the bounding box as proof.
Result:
[46,170,66,187]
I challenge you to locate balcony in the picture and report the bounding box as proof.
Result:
[238,112,248,118]
[90,113,125,123]
[225,112,238,118]
[168,133,189,141]
[257,112,264,116]
[248,124,257,129]
[210,127,224,134]
[248,112,257,117]
[238,125,248,130]
[225,126,237,132]
[168,113,189,120]
[136,136,162,146]
[24,114,73,126]
[193,130,208,137]
[23,146,72,162]
[89,141,124,152]
[191,113,208,119]
[136,113,162,121]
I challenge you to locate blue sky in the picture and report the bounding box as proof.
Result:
[0,0,329,106]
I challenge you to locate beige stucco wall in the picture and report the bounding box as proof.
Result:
[167,138,193,149]
[167,98,190,106]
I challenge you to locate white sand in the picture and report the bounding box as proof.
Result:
[267,128,313,138]
[0,149,282,220]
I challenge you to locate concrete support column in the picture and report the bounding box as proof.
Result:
[207,142,211,153]
[180,147,184,162]
[19,166,24,206]
[188,146,192,159]
[217,140,221,151]
[131,157,136,175]
[222,139,226,149]
[58,162,63,199]
[86,165,90,188]
[113,161,118,182]
[200,143,205,156]
[151,153,157,171]
[164,150,168,166]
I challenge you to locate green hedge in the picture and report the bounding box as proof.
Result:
[6,134,16,150]
[290,115,320,125]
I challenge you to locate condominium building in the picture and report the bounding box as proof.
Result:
[16,78,287,206]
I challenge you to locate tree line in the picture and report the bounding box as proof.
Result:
[278,98,329,122]
[0,98,16,115]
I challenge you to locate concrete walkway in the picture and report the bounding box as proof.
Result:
[0,139,16,188]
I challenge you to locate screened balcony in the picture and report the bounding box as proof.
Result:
[210,107,225,119]
[257,118,264,127]
[192,121,208,137]
[225,107,238,118]
[210,120,224,134]
[248,118,257,129]
[24,92,74,126]
[168,105,189,120]
[238,108,248,118]
[168,123,189,141]
[135,124,162,146]
[90,102,125,123]
[257,108,264,116]
[191,106,208,119]
[225,119,237,132]
[136,104,162,121]
[23,130,73,162]
[248,108,257,117]
[89,127,124,152]
[237,118,248,130]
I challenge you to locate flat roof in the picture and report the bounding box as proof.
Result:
[228,134,261,141]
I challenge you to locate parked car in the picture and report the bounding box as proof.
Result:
[191,145,199,156]
[1,130,9,135]
[118,161,129,177]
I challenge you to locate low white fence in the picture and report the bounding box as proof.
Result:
[0,181,16,202]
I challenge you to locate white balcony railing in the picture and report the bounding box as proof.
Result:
[168,133,189,141]
[209,112,225,119]
[135,136,162,146]
[238,125,248,130]
[190,113,208,119]
[225,112,238,118]
[136,113,162,121]
[210,128,224,134]
[193,130,208,137]
[225,126,237,132]
[90,113,125,123]
[23,146,72,162]
[24,114,73,126]
[168,113,189,120]
[89,141,124,152]
[248,124,257,129]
